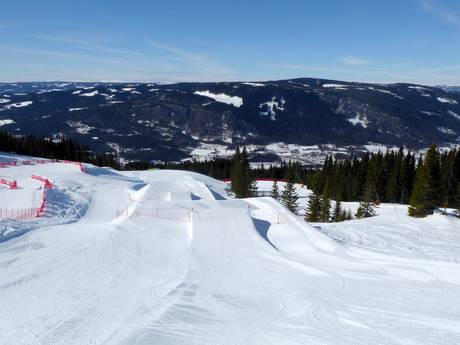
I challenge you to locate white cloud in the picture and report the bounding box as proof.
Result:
[340,56,368,66]
[419,0,460,28]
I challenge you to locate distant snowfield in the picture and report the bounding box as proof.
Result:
[79,90,99,97]
[4,101,33,109]
[194,90,243,107]
[0,153,459,344]
[0,119,14,126]
[437,96,458,105]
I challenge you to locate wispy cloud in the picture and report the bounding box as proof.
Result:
[419,0,460,28]
[147,40,209,62]
[35,35,143,57]
[340,56,368,66]
[146,39,239,81]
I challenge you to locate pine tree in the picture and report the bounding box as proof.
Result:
[345,209,353,220]
[230,146,243,198]
[281,168,299,214]
[408,144,441,217]
[271,180,280,200]
[321,181,331,223]
[305,171,322,222]
[386,148,403,203]
[332,200,342,222]
[241,146,257,197]
[355,179,376,218]
[305,191,322,222]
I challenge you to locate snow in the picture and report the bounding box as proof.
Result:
[241,82,265,87]
[0,119,15,126]
[79,90,99,97]
[448,110,460,121]
[66,121,95,134]
[421,110,440,116]
[68,107,88,112]
[347,113,368,128]
[0,153,460,344]
[259,97,285,120]
[4,101,33,109]
[194,90,243,108]
[438,126,456,135]
[375,88,404,99]
[437,97,458,105]
[408,86,431,92]
[367,87,404,99]
[322,83,348,88]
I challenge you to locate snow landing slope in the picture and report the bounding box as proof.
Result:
[0,155,460,344]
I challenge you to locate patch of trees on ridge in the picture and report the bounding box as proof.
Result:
[0,131,121,169]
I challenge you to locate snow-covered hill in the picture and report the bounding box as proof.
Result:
[0,153,460,344]
[1,79,460,162]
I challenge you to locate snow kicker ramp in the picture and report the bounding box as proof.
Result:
[1,162,460,344]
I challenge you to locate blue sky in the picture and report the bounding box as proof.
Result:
[1,0,459,85]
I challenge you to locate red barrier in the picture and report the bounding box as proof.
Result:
[31,175,53,188]
[0,158,85,171]
[30,175,53,217]
[0,178,17,189]
[0,208,38,220]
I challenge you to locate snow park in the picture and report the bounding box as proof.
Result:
[2,1,460,344]
[0,143,459,344]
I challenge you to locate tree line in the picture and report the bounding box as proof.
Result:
[0,131,121,169]
[1,130,458,218]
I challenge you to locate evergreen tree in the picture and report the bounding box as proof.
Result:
[241,146,257,197]
[386,148,403,203]
[345,209,353,220]
[305,192,321,222]
[408,144,441,217]
[281,168,299,214]
[320,181,331,222]
[305,171,322,221]
[355,179,376,218]
[271,180,280,200]
[230,146,244,198]
[332,200,342,222]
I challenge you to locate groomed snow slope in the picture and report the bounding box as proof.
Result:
[0,156,460,344]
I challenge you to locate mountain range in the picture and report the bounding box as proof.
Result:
[0,79,459,163]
